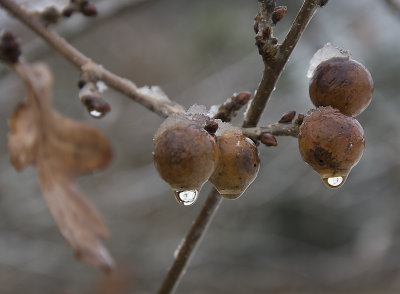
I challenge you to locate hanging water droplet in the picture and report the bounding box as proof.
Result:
[89,109,104,118]
[322,176,346,189]
[174,190,199,206]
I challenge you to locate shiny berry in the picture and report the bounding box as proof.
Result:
[298,107,365,188]
[153,114,219,205]
[309,57,373,117]
[209,128,260,199]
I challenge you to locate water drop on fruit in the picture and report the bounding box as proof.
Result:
[298,107,365,188]
[323,176,346,189]
[174,190,199,206]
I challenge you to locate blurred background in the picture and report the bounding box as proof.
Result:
[1,0,400,293]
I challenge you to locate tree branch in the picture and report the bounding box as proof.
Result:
[158,189,222,294]
[158,1,322,293]
[243,0,320,127]
[0,0,186,118]
[242,121,301,140]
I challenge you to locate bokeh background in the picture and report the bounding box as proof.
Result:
[1,0,400,293]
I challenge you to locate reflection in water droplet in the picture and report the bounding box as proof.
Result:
[322,176,346,188]
[89,109,103,118]
[174,190,199,206]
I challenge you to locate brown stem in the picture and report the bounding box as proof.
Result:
[158,1,321,293]
[242,121,300,140]
[0,0,185,118]
[158,189,222,294]
[243,0,320,127]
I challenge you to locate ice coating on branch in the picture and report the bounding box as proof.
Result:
[215,120,241,137]
[307,43,351,78]
[138,85,169,102]
[96,81,107,93]
[208,105,219,118]
[187,104,208,116]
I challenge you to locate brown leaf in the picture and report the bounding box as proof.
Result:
[8,62,114,271]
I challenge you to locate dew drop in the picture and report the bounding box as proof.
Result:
[89,109,104,118]
[322,176,346,189]
[174,190,199,206]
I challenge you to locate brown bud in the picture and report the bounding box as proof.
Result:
[77,79,86,89]
[81,2,97,16]
[279,110,296,123]
[0,30,21,64]
[320,0,329,7]
[40,6,61,25]
[260,133,277,147]
[253,21,259,34]
[81,96,111,118]
[298,107,365,188]
[233,91,251,106]
[309,57,373,117]
[263,26,271,39]
[210,129,260,199]
[62,6,75,17]
[204,120,219,134]
[271,37,278,45]
[272,6,287,24]
[295,113,305,125]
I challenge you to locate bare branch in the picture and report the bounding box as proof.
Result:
[158,2,321,292]
[158,189,222,294]
[242,121,301,140]
[0,0,186,118]
[243,0,320,127]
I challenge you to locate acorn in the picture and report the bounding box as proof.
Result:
[209,127,260,199]
[309,57,373,117]
[153,114,219,206]
[298,106,365,188]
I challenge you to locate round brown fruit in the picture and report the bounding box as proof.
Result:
[209,128,260,199]
[153,114,219,205]
[298,106,365,188]
[309,57,373,117]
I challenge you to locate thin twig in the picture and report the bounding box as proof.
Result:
[158,1,322,293]
[0,0,185,118]
[243,0,320,127]
[158,189,222,294]
[242,121,301,140]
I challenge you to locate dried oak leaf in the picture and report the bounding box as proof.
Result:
[8,62,114,272]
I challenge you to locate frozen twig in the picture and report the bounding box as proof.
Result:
[158,1,322,293]
[0,0,186,118]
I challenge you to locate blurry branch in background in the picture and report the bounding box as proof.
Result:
[384,0,400,18]
[0,0,186,118]
[158,1,324,293]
